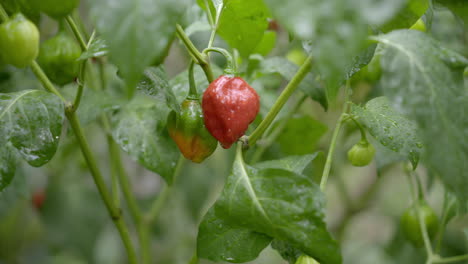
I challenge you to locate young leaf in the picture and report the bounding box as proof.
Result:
[259,57,327,110]
[197,208,272,263]
[216,0,270,57]
[77,38,108,61]
[372,30,468,208]
[350,97,423,168]
[213,147,341,264]
[137,66,180,113]
[88,0,190,94]
[0,90,64,167]
[111,95,179,184]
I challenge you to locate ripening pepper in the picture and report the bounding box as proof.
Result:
[167,99,218,163]
[202,75,260,149]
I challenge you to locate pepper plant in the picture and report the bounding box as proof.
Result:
[0,0,467,264]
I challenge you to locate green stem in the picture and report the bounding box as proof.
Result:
[432,254,468,264]
[249,94,307,164]
[147,155,185,224]
[65,15,87,51]
[319,80,351,191]
[189,251,199,264]
[176,24,214,83]
[405,171,434,259]
[351,117,367,141]
[67,17,93,112]
[66,111,138,264]
[188,60,198,98]
[248,55,313,147]
[203,47,236,75]
[0,3,8,22]
[30,61,67,103]
[105,118,121,207]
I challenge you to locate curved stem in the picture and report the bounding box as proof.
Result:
[65,15,87,51]
[351,117,367,141]
[176,24,214,83]
[66,111,138,264]
[30,62,67,103]
[188,60,198,98]
[248,54,313,147]
[319,80,351,191]
[203,47,236,75]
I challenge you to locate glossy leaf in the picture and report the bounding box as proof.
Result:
[259,57,327,110]
[111,95,179,184]
[275,116,327,155]
[137,66,180,113]
[0,90,64,168]
[254,153,318,175]
[373,30,468,208]
[197,208,272,263]
[88,0,190,94]
[351,97,423,168]
[78,38,108,60]
[216,0,270,57]
[0,141,17,191]
[213,148,341,264]
[379,0,429,33]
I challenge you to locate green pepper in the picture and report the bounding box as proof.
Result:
[167,62,217,163]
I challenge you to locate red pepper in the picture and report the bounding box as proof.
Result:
[202,75,260,149]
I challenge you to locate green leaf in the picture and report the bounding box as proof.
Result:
[435,0,468,25]
[259,57,327,110]
[216,0,270,57]
[88,0,190,94]
[197,208,272,263]
[253,30,276,56]
[372,30,468,208]
[213,148,341,264]
[0,90,64,167]
[379,0,429,33]
[271,239,302,264]
[111,95,179,184]
[254,153,319,175]
[78,38,108,60]
[137,66,180,113]
[275,117,327,156]
[351,97,423,169]
[0,142,17,191]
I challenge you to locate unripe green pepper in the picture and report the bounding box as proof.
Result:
[347,139,375,167]
[168,99,217,163]
[37,31,81,86]
[167,61,217,163]
[400,200,439,247]
[295,255,320,264]
[0,14,39,68]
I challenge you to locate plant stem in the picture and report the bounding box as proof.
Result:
[188,60,198,98]
[432,254,468,263]
[176,24,214,83]
[66,110,138,264]
[405,171,434,259]
[147,155,185,223]
[249,94,307,164]
[65,15,87,51]
[203,47,236,75]
[319,80,351,191]
[248,55,313,147]
[30,62,67,103]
